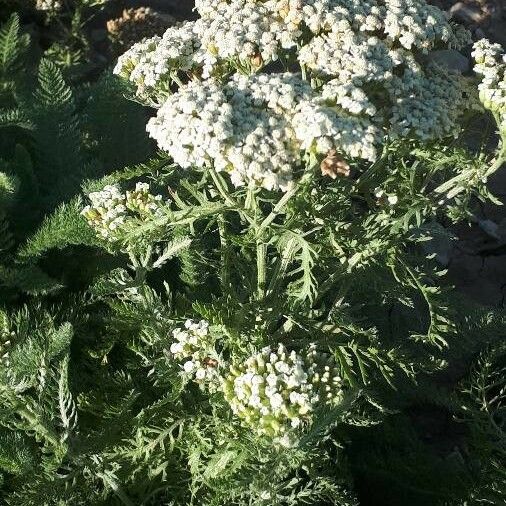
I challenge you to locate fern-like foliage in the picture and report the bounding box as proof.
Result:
[453,342,506,505]
[19,196,100,260]
[30,59,83,208]
[0,308,75,466]
[0,108,31,130]
[0,13,29,82]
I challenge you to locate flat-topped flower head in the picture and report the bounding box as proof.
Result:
[223,343,344,445]
[113,22,202,102]
[147,72,381,190]
[386,63,471,141]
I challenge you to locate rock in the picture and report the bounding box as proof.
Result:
[449,2,485,24]
[478,218,500,240]
[427,49,471,73]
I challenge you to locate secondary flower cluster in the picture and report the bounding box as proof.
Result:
[223,343,344,445]
[168,319,221,387]
[81,183,164,242]
[114,22,200,103]
[115,0,474,191]
[472,39,506,138]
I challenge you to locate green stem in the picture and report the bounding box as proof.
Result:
[208,169,255,226]
[257,173,311,235]
[16,405,60,449]
[256,241,267,299]
[256,170,314,299]
[97,471,135,506]
[218,216,230,293]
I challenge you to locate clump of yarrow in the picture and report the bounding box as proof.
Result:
[81,183,164,242]
[113,0,475,191]
[223,343,344,446]
[472,39,506,140]
[167,320,221,389]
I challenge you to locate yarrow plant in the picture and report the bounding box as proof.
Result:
[92,0,502,448]
[46,0,506,503]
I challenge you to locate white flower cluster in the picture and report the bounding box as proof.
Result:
[81,183,164,241]
[113,22,201,101]
[472,39,506,137]
[168,319,221,386]
[114,0,474,190]
[383,0,468,51]
[147,72,379,190]
[115,0,469,97]
[113,0,303,100]
[299,29,394,83]
[387,64,469,141]
[223,343,344,444]
[195,0,298,70]
[35,0,61,11]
